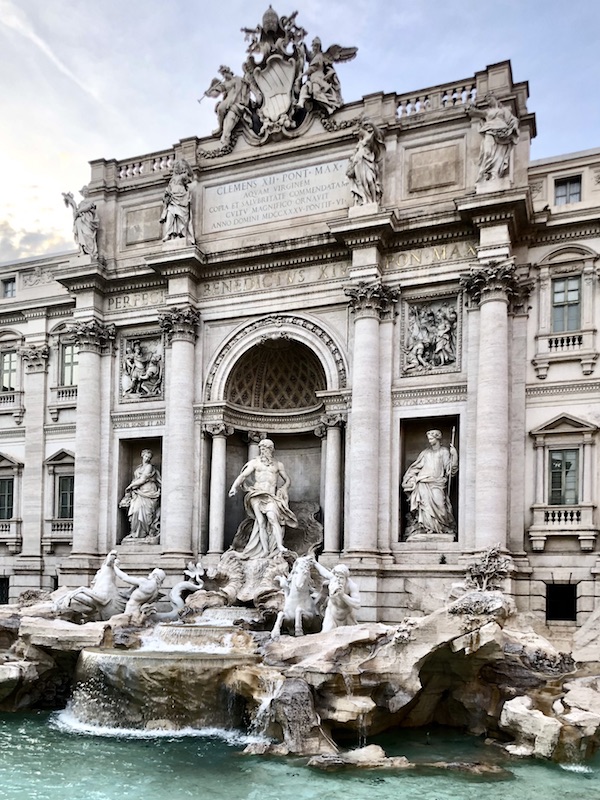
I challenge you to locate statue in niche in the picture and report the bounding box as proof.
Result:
[468,94,519,182]
[204,65,251,146]
[119,449,161,541]
[122,340,163,398]
[297,37,357,115]
[405,301,458,371]
[346,118,385,206]
[402,429,458,540]
[62,186,99,258]
[160,159,195,243]
[228,438,298,558]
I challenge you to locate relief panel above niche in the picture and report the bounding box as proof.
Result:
[405,140,465,195]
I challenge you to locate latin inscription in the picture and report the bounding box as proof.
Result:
[202,263,348,298]
[384,242,477,270]
[203,160,350,233]
[107,289,165,311]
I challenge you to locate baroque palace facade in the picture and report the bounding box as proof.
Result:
[1,16,599,628]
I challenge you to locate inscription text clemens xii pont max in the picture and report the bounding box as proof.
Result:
[203,160,349,233]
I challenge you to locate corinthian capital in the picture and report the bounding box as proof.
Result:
[67,319,116,353]
[344,281,399,320]
[203,423,234,438]
[20,343,49,373]
[460,259,530,308]
[159,306,201,343]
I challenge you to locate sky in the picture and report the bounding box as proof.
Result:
[1,0,599,264]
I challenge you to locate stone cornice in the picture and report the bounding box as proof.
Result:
[392,383,467,406]
[345,281,399,320]
[329,210,396,251]
[455,187,533,238]
[526,379,600,399]
[54,256,109,294]
[146,244,206,281]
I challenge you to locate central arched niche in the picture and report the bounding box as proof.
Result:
[225,338,326,410]
[223,339,327,550]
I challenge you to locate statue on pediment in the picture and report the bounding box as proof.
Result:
[468,94,519,182]
[346,117,385,205]
[204,65,252,146]
[62,186,99,258]
[298,38,357,115]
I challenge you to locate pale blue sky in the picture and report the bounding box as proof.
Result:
[1,0,598,262]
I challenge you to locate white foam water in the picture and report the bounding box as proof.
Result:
[51,708,267,746]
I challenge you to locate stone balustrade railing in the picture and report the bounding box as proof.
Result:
[529,503,597,552]
[397,78,477,118]
[116,151,175,182]
[42,519,74,554]
[0,519,22,554]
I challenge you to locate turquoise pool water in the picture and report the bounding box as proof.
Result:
[0,712,598,800]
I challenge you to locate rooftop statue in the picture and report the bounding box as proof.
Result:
[204,65,252,146]
[346,117,385,206]
[160,158,195,243]
[62,185,99,258]
[201,7,357,149]
[297,37,357,115]
[467,93,519,182]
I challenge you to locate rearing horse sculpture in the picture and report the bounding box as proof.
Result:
[270,555,320,637]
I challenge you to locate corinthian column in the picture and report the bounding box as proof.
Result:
[318,413,345,554]
[70,320,115,555]
[344,282,398,555]
[461,260,526,551]
[205,423,234,555]
[159,307,200,556]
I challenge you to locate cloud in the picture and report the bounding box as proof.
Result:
[0,220,71,264]
[0,0,98,101]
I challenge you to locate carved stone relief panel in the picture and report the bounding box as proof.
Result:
[402,294,461,375]
[120,333,164,401]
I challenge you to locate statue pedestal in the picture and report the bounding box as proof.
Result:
[348,202,380,219]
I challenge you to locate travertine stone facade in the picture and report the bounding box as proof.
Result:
[1,54,600,630]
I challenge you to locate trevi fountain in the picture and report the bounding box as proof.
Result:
[1,6,600,799]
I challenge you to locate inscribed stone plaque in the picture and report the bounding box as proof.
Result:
[202,160,350,233]
[408,145,459,192]
[125,205,163,245]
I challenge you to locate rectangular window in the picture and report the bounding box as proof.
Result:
[552,277,581,332]
[57,475,74,519]
[0,352,16,391]
[549,449,579,505]
[0,577,9,605]
[546,584,577,622]
[61,344,78,386]
[555,176,581,206]
[2,278,15,299]
[0,477,14,520]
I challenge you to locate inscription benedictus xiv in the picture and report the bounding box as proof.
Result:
[203,160,350,233]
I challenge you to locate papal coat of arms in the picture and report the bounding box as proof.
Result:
[202,7,357,148]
